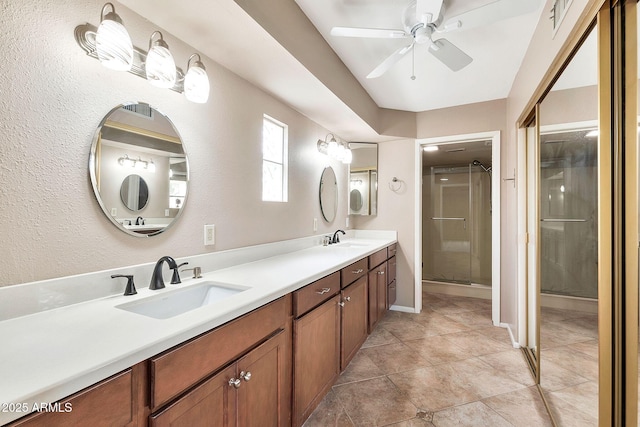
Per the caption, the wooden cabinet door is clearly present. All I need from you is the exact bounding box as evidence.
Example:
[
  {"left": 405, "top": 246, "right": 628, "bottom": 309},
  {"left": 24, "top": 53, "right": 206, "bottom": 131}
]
[
  {"left": 292, "top": 295, "right": 340, "bottom": 427},
  {"left": 341, "top": 276, "right": 368, "bottom": 370},
  {"left": 150, "top": 364, "right": 237, "bottom": 427},
  {"left": 237, "top": 330, "right": 290, "bottom": 427},
  {"left": 368, "top": 262, "right": 388, "bottom": 332},
  {"left": 376, "top": 262, "right": 388, "bottom": 323}
]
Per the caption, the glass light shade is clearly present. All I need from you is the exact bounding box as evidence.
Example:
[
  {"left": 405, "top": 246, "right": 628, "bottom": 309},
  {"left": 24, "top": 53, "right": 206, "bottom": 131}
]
[
  {"left": 342, "top": 148, "right": 353, "bottom": 164},
  {"left": 327, "top": 139, "right": 338, "bottom": 158},
  {"left": 184, "top": 60, "right": 210, "bottom": 103},
  {"left": 336, "top": 144, "right": 346, "bottom": 161},
  {"left": 96, "top": 15, "right": 133, "bottom": 71},
  {"left": 146, "top": 35, "right": 176, "bottom": 88}
]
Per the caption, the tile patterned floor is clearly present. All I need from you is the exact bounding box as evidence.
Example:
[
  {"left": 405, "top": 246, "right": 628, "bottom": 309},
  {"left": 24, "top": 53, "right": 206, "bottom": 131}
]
[
  {"left": 303, "top": 291, "right": 553, "bottom": 427},
  {"left": 539, "top": 306, "right": 599, "bottom": 426}
]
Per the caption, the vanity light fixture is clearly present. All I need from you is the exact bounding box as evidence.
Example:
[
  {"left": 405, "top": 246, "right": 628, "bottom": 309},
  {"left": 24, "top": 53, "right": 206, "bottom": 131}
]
[
  {"left": 117, "top": 155, "right": 155, "bottom": 172},
  {"left": 146, "top": 31, "right": 176, "bottom": 88},
  {"left": 184, "top": 54, "right": 210, "bottom": 103},
  {"left": 317, "top": 133, "right": 352, "bottom": 164},
  {"left": 75, "top": 6, "right": 211, "bottom": 103},
  {"left": 95, "top": 3, "right": 133, "bottom": 71}
]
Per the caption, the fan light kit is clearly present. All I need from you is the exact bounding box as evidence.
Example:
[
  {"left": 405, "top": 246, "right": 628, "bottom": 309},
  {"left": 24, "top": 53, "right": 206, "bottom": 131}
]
[
  {"left": 75, "top": 3, "right": 210, "bottom": 103},
  {"left": 330, "top": 0, "right": 541, "bottom": 78}
]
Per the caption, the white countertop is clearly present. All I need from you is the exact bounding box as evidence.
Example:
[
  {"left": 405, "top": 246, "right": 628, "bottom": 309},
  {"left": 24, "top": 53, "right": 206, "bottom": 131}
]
[{"left": 0, "top": 232, "right": 396, "bottom": 425}]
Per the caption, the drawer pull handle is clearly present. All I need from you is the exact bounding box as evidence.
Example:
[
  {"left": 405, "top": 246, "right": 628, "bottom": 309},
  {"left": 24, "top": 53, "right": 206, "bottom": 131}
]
[
  {"left": 378, "top": 271, "right": 385, "bottom": 275},
  {"left": 316, "top": 287, "right": 331, "bottom": 295},
  {"left": 240, "top": 371, "right": 252, "bottom": 382},
  {"left": 229, "top": 378, "right": 241, "bottom": 389},
  {"left": 352, "top": 269, "right": 364, "bottom": 274}
]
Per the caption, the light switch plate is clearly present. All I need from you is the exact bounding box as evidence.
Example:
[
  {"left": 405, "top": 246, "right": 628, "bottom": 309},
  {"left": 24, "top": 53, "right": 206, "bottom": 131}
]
[
  {"left": 204, "top": 224, "right": 215, "bottom": 246},
  {"left": 313, "top": 218, "right": 318, "bottom": 232},
  {"left": 111, "top": 208, "right": 117, "bottom": 216}
]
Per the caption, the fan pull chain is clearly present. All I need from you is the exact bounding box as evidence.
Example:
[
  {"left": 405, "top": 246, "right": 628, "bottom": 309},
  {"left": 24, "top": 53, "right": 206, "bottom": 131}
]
[{"left": 411, "top": 46, "right": 416, "bottom": 80}]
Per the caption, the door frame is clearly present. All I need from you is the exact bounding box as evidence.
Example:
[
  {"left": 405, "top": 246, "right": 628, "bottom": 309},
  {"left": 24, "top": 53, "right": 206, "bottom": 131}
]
[{"left": 414, "top": 131, "right": 501, "bottom": 326}]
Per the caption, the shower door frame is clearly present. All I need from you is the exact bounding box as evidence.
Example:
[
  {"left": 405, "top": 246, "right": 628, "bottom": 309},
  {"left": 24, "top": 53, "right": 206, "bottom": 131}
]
[{"left": 415, "top": 131, "right": 501, "bottom": 326}]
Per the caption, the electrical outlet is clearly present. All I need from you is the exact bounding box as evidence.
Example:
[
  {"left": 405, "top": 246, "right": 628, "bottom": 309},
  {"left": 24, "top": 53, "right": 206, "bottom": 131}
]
[
  {"left": 165, "top": 209, "right": 170, "bottom": 217},
  {"left": 204, "top": 224, "right": 215, "bottom": 246},
  {"left": 313, "top": 218, "right": 318, "bottom": 232},
  {"left": 111, "top": 208, "right": 117, "bottom": 216},
  {"left": 346, "top": 217, "right": 349, "bottom": 228}
]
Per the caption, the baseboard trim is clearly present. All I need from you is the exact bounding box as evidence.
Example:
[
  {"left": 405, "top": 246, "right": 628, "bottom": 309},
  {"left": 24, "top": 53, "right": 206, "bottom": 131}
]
[
  {"left": 500, "top": 322, "right": 521, "bottom": 348},
  {"left": 389, "top": 304, "right": 419, "bottom": 313}
]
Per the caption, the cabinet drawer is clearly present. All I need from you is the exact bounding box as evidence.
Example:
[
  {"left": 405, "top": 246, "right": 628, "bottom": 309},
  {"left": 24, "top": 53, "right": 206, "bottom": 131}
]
[
  {"left": 293, "top": 272, "right": 340, "bottom": 317},
  {"left": 388, "top": 244, "right": 397, "bottom": 258},
  {"left": 369, "top": 248, "right": 388, "bottom": 270},
  {"left": 341, "top": 258, "right": 368, "bottom": 288},
  {"left": 9, "top": 368, "right": 137, "bottom": 427},
  {"left": 150, "top": 295, "right": 290, "bottom": 410}
]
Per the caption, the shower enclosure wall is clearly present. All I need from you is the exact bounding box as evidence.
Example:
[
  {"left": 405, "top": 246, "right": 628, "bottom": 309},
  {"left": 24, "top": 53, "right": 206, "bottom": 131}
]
[{"left": 422, "top": 163, "right": 492, "bottom": 286}]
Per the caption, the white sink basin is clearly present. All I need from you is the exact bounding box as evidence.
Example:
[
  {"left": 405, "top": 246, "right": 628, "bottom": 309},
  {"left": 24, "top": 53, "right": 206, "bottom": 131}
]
[
  {"left": 332, "top": 242, "right": 370, "bottom": 248},
  {"left": 116, "top": 281, "right": 250, "bottom": 319}
]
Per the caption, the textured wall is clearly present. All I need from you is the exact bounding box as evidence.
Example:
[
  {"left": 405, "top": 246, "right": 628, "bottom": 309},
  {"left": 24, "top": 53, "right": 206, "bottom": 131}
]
[{"left": 0, "top": 0, "right": 348, "bottom": 286}]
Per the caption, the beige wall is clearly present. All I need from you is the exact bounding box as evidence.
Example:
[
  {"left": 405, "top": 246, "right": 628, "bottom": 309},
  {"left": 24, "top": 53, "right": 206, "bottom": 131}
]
[{"left": 0, "top": 0, "right": 349, "bottom": 287}]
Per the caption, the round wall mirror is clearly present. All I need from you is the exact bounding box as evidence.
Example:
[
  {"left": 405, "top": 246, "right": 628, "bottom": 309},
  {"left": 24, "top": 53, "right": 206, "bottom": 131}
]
[
  {"left": 89, "top": 103, "right": 189, "bottom": 237},
  {"left": 319, "top": 166, "right": 338, "bottom": 222},
  {"left": 120, "top": 174, "right": 149, "bottom": 211}
]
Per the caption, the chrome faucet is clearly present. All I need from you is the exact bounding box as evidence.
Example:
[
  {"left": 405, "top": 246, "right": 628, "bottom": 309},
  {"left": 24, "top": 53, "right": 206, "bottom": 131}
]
[
  {"left": 331, "top": 229, "right": 346, "bottom": 244},
  {"left": 150, "top": 256, "right": 178, "bottom": 290}
]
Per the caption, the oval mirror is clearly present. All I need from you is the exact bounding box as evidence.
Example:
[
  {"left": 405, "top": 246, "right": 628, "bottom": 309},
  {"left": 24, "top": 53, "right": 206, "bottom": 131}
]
[
  {"left": 319, "top": 166, "right": 338, "bottom": 222},
  {"left": 120, "top": 174, "right": 149, "bottom": 211},
  {"left": 89, "top": 103, "right": 189, "bottom": 237},
  {"left": 350, "top": 189, "right": 363, "bottom": 212}
]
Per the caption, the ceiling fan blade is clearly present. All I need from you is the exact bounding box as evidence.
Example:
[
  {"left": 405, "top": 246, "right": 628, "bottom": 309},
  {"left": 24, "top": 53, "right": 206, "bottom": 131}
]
[
  {"left": 416, "top": 0, "right": 443, "bottom": 24},
  {"left": 444, "top": 0, "right": 541, "bottom": 32},
  {"left": 367, "top": 44, "right": 414, "bottom": 79},
  {"left": 331, "top": 27, "right": 408, "bottom": 39},
  {"left": 428, "top": 38, "right": 472, "bottom": 71}
]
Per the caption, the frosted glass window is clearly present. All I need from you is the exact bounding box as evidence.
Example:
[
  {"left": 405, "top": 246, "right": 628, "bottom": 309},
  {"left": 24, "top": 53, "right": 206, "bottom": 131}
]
[{"left": 262, "top": 115, "right": 288, "bottom": 202}]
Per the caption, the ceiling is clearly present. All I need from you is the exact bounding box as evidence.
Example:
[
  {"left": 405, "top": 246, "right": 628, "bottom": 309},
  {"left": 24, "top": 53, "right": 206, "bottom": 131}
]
[
  {"left": 118, "top": 0, "right": 547, "bottom": 140},
  {"left": 295, "top": 0, "right": 546, "bottom": 112}
]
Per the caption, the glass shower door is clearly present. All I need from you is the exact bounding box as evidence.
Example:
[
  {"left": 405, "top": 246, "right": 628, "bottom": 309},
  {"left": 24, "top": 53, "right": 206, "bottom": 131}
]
[
  {"left": 539, "top": 130, "right": 598, "bottom": 298},
  {"left": 424, "top": 166, "right": 471, "bottom": 284}
]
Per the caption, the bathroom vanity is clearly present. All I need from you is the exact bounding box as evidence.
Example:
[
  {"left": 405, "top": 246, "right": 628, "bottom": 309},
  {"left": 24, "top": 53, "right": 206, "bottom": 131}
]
[{"left": 0, "top": 232, "right": 397, "bottom": 427}]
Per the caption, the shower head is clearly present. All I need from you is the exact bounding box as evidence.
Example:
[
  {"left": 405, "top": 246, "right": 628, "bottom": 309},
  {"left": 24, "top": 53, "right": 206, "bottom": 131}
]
[{"left": 472, "top": 159, "right": 492, "bottom": 174}]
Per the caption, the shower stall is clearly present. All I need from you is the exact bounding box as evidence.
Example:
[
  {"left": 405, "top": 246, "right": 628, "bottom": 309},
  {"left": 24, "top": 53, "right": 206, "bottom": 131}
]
[{"left": 422, "top": 161, "right": 492, "bottom": 286}]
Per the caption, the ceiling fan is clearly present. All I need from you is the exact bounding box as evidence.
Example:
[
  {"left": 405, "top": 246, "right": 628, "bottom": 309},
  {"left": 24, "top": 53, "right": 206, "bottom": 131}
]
[{"left": 330, "top": 0, "right": 541, "bottom": 78}]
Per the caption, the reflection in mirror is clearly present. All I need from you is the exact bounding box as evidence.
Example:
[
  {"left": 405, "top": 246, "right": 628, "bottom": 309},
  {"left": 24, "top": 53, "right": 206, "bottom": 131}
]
[
  {"left": 349, "top": 143, "right": 378, "bottom": 215},
  {"left": 319, "top": 166, "right": 338, "bottom": 222},
  {"left": 89, "top": 103, "right": 189, "bottom": 236},
  {"left": 120, "top": 174, "right": 149, "bottom": 211},
  {"left": 536, "top": 24, "right": 598, "bottom": 423}
]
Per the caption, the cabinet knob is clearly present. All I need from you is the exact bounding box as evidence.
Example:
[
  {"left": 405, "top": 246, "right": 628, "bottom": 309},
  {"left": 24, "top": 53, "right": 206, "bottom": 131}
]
[
  {"left": 315, "top": 287, "right": 331, "bottom": 295},
  {"left": 345, "top": 296, "right": 351, "bottom": 302},
  {"left": 228, "top": 378, "right": 241, "bottom": 389},
  {"left": 378, "top": 271, "right": 385, "bottom": 275},
  {"left": 338, "top": 301, "right": 345, "bottom": 307},
  {"left": 240, "top": 371, "right": 252, "bottom": 382}
]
